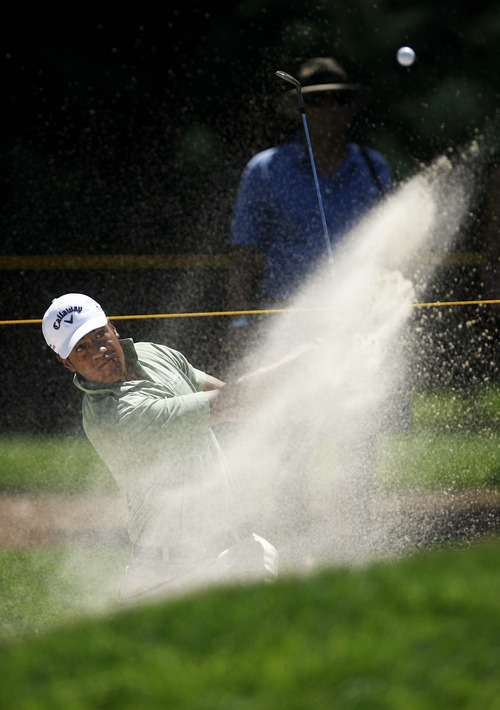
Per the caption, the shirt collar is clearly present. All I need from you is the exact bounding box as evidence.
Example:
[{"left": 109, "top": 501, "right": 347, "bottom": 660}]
[{"left": 293, "top": 138, "right": 357, "bottom": 172}]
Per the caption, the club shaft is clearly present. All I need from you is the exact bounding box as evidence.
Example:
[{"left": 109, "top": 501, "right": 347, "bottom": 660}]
[
  {"left": 300, "top": 110, "right": 334, "bottom": 263},
  {"left": 275, "top": 69, "right": 334, "bottom": 263}
]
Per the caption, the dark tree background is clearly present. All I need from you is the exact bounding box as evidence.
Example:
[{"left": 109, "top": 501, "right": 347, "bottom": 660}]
[{"left": 2, "top": 0, "right": 500, "bottom": 431}]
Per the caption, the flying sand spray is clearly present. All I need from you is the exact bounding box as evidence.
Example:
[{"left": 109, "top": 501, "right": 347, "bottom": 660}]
[
  {"left": 218, "top": 62, "right": 477, "bottom": 571},
  {"left": 223, "top": 145, "right": 475, "bottom": 572},
  {"left": 52, "top": 86, "right": 478, "bottom": 611},
  {"left": 47, "top": 149, "right": 475, "bottom": 619},
  {"left": 49, "top": 151, "right": 477, "bottom": 618}
]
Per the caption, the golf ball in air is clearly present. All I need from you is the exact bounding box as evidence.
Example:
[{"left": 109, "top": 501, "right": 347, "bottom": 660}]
[{"left": 397, "top": 46, "right": 416, "bottom": 67}]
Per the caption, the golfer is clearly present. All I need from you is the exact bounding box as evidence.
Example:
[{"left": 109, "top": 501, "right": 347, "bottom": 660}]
[{"left": 42, "top": 293, "right": 318, "bottom": 603}]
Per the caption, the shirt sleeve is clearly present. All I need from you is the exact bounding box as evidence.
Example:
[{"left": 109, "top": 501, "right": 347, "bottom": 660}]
[{"left": 116, "top": 388, "right": 210, "bottom": 452}]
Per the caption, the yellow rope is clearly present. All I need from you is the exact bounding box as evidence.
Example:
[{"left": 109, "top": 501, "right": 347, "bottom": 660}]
[{"left": 2, "top": 300, "right": 500, "bottom": 326}]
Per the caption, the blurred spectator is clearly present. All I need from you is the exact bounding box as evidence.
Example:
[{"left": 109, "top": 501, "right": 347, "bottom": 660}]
[{"left": 227, "top": 56, "right": 392, "bottom": 334}]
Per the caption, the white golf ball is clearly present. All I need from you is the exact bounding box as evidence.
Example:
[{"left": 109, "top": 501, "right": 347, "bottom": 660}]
[{"left": 397, "top": 46, "right": 416, "bottom": 67}]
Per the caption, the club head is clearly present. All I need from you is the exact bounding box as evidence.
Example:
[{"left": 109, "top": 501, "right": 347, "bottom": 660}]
[{"left": 275, "top": 70, "right": 301, "bottom": 89}]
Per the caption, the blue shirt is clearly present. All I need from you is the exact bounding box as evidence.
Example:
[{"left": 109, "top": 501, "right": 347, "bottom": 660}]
[{"left": 230, "top": 140, "right": 392, "bottom": 299}]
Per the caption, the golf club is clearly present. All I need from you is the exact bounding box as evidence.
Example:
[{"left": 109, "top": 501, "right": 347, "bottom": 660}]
[{"left": 275, "top": 70, "right": 334, "bottom": 263}]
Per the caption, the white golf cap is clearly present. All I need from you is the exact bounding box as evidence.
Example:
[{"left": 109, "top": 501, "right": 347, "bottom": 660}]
[{"left": 42, "top": 293, "right": 108, "bottom": 359}]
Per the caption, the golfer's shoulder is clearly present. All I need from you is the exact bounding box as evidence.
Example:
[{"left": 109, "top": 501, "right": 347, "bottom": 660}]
[
  {"left": 134, "top": 340, "right": 181, "bottom": 360},
  {"left": 134, "top": 341, "right": 192, "bottom": 378}
]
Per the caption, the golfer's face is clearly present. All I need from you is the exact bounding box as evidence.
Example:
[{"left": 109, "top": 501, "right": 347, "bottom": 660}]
[{"left": 67, "top": 324, "right": 128, "bottom": 383}]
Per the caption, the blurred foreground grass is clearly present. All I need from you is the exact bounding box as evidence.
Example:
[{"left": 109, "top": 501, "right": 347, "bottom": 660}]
[{"left": 0, "top": 538, "right": 499, "bottom": 709}]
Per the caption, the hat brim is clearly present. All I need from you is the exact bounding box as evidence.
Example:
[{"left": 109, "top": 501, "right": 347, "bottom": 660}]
[
  {"left": 300, "top": 83, "right": 362, "bottom": 94},
  {"left": 60, "top": 313, "right": 109, "bottom": 359}
]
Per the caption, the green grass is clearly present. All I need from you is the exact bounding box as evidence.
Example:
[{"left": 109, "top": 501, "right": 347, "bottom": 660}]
[
  {"left": 412, "top": 389, "right": 477, "bottom": 428},
  {"left": 411, "top": 386, "right": 500, "bottom": 430},
  {"left": 0, "top": 538, "right": 499, "bottom": 709},
  {"left": 374, "top": 385, "right": 500, "bottom": 491},
  {"left": 2, "top": 386, "right": 500, "bottom": 495},
  {"left": 0, "top": 545, "right": 129, "bottom": 639},
  {"left": 0, "top": 434, "right": 116, "bottom": 493},
  {"left": 377, "top": 430, "right": 500, "bottom": 490}
]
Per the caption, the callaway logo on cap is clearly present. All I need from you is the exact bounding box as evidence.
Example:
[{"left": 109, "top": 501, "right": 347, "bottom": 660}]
[{"left": 42, "top": 293, "right": 108, "bottom": 359}]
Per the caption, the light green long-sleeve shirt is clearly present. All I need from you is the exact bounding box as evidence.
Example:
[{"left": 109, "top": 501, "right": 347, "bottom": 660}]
[{"left": 74, "top": 339, "right": 235, "bottom": 552}]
